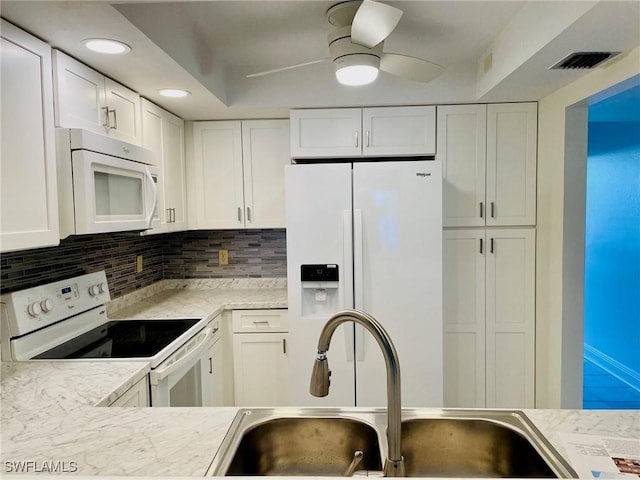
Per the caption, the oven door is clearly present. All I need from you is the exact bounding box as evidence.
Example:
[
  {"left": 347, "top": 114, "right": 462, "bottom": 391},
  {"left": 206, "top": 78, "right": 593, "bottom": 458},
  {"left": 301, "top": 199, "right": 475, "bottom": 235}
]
[
  {"left": 149, "top": 327, "right": 213, "bottom": 407},
  {"left": 71, "top": 150, "right": 158, "bottom": 234}
]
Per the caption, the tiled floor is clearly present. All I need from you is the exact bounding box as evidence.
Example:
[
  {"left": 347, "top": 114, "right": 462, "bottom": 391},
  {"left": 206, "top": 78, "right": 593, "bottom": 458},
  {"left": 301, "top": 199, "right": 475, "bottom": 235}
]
[{"left": 583, "top": 358, "right": 640, "bottom": 409}]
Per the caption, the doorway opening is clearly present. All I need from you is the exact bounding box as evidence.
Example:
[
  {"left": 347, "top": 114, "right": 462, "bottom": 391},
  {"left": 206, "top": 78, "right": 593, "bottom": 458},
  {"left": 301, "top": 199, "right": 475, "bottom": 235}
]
[{"left": 582, "top": 83, "right": 640, "bottom": 409}]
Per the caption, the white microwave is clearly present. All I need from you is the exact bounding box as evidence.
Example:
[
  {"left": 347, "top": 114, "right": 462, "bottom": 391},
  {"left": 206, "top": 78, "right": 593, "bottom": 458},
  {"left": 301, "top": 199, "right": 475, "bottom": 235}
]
[{"left": 56, "top": 129, "right": 159, "bottom": 238}]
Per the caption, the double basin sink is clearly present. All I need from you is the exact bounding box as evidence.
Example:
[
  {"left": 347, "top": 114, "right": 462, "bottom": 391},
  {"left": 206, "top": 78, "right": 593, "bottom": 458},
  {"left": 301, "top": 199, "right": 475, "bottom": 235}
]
[{"left": 207, "top": 408, "right": 577, "bottom": 477}]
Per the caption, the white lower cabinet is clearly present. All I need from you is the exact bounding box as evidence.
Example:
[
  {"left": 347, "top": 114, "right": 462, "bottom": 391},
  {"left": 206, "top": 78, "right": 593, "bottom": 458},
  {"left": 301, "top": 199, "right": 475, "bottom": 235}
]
[
  {"left": 109, "top": 376, "right": 150, "bottom": 407},
  {"left": 443, "top": 228, "right": 535, "bottom": 408},
  {"left": 207, "top": 314, "right": 234, "bottom": 406},
  {"left": 231, "top": 310, "right": 289, "bottom": 406}
]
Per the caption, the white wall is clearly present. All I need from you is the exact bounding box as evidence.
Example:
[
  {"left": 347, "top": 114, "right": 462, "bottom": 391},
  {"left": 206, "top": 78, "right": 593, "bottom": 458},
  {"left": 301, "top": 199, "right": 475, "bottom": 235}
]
[{"left": 536, "top": 46, "right": 640, "bottom": 408}]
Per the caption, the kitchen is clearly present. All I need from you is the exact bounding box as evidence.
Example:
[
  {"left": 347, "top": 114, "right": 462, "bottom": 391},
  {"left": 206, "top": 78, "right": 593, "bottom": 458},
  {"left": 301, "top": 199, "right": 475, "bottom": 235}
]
[{"left": 1, "top": 0, "right": 639, "bottom": 477}]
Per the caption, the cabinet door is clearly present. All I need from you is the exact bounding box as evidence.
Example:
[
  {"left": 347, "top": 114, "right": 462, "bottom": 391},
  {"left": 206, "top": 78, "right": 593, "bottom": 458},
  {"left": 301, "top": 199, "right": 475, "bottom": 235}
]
[
  {"left": 437, "top": 105, "right": 487, "bottom": 227},
  {"left": 141, "top": 99, "right": 186, "bottom": 233},
  {"left": 52, "top": 50, "right": 107, "bottom": 134},
  {"left": 163, "top": 113, "right": 187, "bottom": 231},
  {"left": 109, "top": 376, "right": 150, "bottom": 407},
  {"left": 290, "top": 108, "right": 362, "bottom": 158},
  {"left": 192, "top": 121, "right": 244, "bottom": 228},
  {"left": 141, "top": 99, "right": 166, "bottom": 232},
  {"left": 104, "top": 78, "right": 142, "bottom": 145},
  {"left": 233, "top": 333, "right": 290, "bottom": 406},
  {"left": 485, "top": 228, "right": 536, "bottom": 408},
  {"left": 443, "top": 229, "right": 486, "bottom": 407},
  {"left": 486, "top": 103, "right": 537, "bottom": 226},
  {"left": 241, "top": 120, "right": 290, "bottom": 228},
  {"left": 363, "top": 106, "right": 436, "bottom": 156},
  {"left": 209, "top": 335, "right": 225, "bottom": 406},
  {"left": 1, "top": 21, "right": 59, "bottom": 252}
]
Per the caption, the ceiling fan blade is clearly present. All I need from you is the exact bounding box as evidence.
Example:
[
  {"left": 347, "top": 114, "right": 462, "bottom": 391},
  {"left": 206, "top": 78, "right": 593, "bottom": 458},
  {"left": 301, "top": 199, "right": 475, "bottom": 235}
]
[
  {"left": 246, "top": 59, "right": 328, "bottom": 78},
  {"left": 351, "top": 0, "right": 403, "bottom": 48},
  {"left": 380, "top": 53, "right": 443, "bottom": 83}
]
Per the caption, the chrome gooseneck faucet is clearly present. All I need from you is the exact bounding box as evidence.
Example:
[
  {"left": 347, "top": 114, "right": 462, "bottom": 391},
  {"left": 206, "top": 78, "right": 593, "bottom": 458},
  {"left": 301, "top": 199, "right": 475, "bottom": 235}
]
[{"left": 309, "top": 309, "right": 405, "bottom": 477}]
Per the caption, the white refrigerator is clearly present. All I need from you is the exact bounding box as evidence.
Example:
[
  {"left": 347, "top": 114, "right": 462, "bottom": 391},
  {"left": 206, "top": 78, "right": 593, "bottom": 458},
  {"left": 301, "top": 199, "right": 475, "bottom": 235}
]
[{"left": 286, "top": 160, "right": 443, "bottom": 407}]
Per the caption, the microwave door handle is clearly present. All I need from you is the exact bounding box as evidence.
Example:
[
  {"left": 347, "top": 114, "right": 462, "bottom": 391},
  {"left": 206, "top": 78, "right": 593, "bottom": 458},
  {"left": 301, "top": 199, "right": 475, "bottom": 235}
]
[
  {"left": 149, "top": 328, "right": 212, "bottom": 384},
  {"left": 144, "top": 166, "right": 158, "bottom": 228}
]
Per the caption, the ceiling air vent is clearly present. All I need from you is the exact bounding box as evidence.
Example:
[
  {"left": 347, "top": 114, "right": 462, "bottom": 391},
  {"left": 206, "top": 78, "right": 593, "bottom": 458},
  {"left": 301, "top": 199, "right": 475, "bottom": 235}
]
[{"left": 550, "top": 51, "right": 620, "bottom": 70}]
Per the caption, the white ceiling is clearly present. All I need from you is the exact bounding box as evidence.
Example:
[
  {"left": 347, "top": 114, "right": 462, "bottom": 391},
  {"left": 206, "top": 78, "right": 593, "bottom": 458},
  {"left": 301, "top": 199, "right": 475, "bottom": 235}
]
[{"left": 2, "top": 1, "right": 639, "bottom": 120}]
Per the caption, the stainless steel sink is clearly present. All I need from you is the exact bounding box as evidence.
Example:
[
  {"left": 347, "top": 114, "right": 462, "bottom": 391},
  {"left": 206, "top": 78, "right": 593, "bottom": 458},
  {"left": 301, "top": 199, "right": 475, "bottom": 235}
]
[
  {"left": 207, "top": 408, "right": 578, "bottom": 478},
  {"left": 402, "top": 418, "right": 555, "bottom": 477},
  {"left": 208, "top": 409, "right": 383, "bottom": 476}
]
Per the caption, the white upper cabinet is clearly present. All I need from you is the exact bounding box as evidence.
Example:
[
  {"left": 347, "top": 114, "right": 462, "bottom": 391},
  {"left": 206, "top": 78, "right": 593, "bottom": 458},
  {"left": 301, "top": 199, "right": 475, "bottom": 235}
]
[
  {"left": 190, "top": 119, "right": 290, "bottom": 229},
  {"left": 363, "top": 106, "right": 436, "bottom": 156},
  {"left": 486, "top": 103, "right": 538, "bottom": 227},
  {"left": 290, "top": 108, "right": 362, "bottom": 158},
  {"left": 53, "top": 50, "right": 142, "bottom": 145},
  {"left": 438, "top": 103, "right": 537, "bottom": 227},
  {"left": 438, "top": 104, "right": 487, "bottom": 227},
  {"left": 1, "top": 20, "right": 59, "bottom": 252},
  {"left": 141, "top": 99, "right": 187, "bottom": 233},
  {"left": 290, "top": 106, "right": 436, "bottom": 158}
]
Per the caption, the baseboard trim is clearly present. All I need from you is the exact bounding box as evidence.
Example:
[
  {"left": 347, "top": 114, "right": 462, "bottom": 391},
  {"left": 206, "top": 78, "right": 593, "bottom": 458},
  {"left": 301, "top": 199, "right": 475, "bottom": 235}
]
[{"left": 584, "top": 343, "right": 640, "bottom": 392}]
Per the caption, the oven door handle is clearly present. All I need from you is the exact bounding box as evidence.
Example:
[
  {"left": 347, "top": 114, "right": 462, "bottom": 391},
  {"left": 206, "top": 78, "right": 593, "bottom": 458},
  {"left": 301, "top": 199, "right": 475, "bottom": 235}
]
[{"left": 149, "top": 327, "right": 211, "bottom": 384}]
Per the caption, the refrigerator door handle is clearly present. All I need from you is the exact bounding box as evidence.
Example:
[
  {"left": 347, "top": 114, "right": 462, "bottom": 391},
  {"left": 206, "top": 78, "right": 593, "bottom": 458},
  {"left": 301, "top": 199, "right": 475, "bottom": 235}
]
[
  {"left": 354, "top": 209, "right": 364, "bottom": 310},
  {"left": 343, "top": 209, "right": 355, "bottom": 363},
  {"left": 353, "top": 209, "right": 365, "bottom": 361}
]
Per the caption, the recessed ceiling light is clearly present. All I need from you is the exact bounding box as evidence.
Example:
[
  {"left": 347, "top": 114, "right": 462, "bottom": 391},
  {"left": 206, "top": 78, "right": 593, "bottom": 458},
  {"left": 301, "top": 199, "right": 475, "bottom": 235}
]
[
  {"left": 159, "top": 88, "right": 191, "bottom": 98},
  {"left": 84, "top": 38, "right": 131, "bottom": 55}
]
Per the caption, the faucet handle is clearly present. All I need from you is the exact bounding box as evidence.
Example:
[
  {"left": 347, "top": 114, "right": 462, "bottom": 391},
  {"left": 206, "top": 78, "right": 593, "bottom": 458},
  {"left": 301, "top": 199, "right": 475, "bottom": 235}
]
[
  {"left": 343, "top": 450, "right": 364, "bottom": 477},
  {"left": 310, "top": 351, "right": 331, "bottom": 397}
]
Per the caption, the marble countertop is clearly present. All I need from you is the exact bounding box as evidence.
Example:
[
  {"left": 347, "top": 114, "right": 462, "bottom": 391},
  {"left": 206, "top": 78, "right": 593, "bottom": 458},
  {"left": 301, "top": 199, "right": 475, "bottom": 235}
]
[
  {"left": 2, "top": 280, "right": 638, "bottom": 477},
  {"left": 106, "top": 278, "right": 288, "bottom": 320}
]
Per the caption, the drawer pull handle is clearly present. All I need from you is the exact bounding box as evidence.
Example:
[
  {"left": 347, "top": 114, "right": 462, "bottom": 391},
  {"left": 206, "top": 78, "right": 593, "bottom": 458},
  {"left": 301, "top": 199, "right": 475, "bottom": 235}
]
[{"left": 252, "top": 320, "right": 270, "bottom": 324}]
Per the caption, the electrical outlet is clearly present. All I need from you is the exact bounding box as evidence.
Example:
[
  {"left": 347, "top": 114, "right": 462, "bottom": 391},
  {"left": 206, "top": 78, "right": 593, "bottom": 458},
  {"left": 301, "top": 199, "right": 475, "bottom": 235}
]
[
  {"left": 219, "top": 249, "right": 229, "bottom": 265},
  {"left": 136, "top": 255, "right": 143, "bottom": 273}
]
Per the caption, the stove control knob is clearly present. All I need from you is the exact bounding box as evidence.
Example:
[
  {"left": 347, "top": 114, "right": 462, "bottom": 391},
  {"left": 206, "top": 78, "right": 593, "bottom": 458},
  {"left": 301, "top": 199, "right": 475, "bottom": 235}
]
[
  {"left": 98, "top": 282, "right": 107, "bottom": 294},
  {"left": 27, "top": 302, "right": 42, "bottom": 317},
  {"left": 40, "top": 298, "right": 54, "bottom": 313},
  {"left": 89, "top": 284, "right": 101, "bottom": 296}
]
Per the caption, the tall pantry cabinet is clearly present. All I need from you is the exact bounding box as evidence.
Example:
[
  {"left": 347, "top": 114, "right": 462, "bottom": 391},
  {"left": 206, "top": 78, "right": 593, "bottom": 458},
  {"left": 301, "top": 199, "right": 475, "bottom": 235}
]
[{"left": 438, "top": 103, "right": 537, "bottom": 408}]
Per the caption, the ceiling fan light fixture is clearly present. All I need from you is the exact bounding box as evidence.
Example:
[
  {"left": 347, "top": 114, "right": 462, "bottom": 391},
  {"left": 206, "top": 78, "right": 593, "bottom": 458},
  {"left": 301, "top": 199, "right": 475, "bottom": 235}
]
[{"left": 334, "top": 54, "right": 379, "bottom": 86}]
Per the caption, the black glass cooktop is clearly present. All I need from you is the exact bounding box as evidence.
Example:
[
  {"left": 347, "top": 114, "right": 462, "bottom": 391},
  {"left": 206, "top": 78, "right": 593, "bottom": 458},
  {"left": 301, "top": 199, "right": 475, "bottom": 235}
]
[{"left": 35, "top": 319, "right": 200, "bottom": 359}]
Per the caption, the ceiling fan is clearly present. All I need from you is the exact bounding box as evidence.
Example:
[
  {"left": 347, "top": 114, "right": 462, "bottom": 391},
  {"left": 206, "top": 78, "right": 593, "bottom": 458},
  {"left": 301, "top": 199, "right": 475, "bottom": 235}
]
[{"left": 247, "top": 0, "right": 443, "bottom": 86}]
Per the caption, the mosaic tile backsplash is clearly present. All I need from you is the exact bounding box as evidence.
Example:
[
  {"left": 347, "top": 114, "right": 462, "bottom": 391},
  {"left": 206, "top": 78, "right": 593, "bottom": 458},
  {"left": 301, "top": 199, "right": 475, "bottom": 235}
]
[{"left": 1, "top": 229, "right": 287, "bottom": 298}]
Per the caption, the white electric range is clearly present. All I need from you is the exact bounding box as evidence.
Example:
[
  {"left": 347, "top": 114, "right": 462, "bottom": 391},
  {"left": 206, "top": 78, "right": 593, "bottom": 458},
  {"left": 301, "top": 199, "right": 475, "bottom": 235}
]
[{"left": 0, "top": 271, "right": 214, "bottom": 407}]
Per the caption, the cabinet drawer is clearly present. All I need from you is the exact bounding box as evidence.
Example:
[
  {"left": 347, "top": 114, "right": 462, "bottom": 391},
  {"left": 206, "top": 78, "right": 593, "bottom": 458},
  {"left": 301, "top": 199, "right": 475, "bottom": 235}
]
[{"left": 232, "top": 309, "right": 288, "bottom": 333}]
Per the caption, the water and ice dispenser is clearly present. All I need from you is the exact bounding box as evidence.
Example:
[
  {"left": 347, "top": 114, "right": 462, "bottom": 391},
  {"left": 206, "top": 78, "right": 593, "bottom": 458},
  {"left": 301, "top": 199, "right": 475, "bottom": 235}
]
[{"left": 300, "top": 264, "right": 340, "bottom": 319}]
